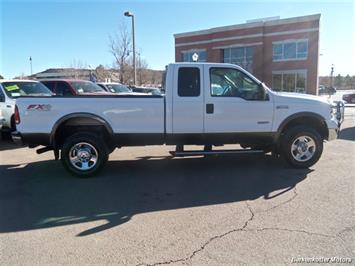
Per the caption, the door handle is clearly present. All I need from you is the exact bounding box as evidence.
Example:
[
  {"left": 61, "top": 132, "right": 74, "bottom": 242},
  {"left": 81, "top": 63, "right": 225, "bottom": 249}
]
[{"left": 206, "top": 103, "right": 214, "bottom": 114}]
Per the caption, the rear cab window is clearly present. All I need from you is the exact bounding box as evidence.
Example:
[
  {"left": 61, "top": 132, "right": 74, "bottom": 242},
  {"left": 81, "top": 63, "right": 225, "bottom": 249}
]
[{"left": 178, "top": 67, "right": 200, "bottom": 97}]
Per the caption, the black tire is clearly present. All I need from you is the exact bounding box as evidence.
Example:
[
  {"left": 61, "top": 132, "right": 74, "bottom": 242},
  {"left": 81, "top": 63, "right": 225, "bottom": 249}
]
[
  {"left": 280, "top": 125, "right": 323, "bottom": 168},
  {"left": 61, "top": 132, "right": 108, "bottom": 177}
]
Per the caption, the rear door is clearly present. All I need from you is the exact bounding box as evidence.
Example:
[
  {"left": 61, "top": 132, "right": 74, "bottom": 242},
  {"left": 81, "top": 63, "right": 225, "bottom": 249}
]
[{"left": 172, "top": 65, "right": 204, "bottom": 133}]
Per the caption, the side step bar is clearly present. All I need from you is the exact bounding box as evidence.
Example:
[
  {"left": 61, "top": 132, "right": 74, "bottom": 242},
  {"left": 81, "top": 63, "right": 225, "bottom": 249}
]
[{"left": 170, "top": 149, "right": 264, "bottom": 157}]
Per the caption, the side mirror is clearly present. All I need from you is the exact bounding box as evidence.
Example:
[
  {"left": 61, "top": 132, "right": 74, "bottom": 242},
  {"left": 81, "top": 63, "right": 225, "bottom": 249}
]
[{"left": 0, "top": 93, "right": 5, "bottom": 102}]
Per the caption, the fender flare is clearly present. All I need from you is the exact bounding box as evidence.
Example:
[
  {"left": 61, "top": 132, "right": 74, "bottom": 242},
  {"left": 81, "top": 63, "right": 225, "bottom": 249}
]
[
  {"left": 50, "top": 112, "right": 114, "bottom": 145},
  {"left": 274, "top": 112, "right": 327, "bottom": 142}
]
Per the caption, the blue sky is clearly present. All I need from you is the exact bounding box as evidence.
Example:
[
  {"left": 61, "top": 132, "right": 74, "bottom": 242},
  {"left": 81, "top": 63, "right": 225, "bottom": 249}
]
[{"left": 0, "top": 0, "right": 354, "bottom": 78}]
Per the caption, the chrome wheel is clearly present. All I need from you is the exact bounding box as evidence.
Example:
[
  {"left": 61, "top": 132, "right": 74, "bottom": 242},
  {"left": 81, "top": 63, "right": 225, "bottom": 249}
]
[
  {"left": 69, "top": 142, "right": 98, "bottom": 171},
  {"left": 291, "top": 136, "right": 316, "bottom": 162}
]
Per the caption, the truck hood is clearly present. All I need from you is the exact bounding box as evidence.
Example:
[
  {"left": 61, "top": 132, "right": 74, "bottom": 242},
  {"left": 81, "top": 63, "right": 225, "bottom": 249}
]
[{"left": 272, "top": 91, "right": 332, "bottom": 105}]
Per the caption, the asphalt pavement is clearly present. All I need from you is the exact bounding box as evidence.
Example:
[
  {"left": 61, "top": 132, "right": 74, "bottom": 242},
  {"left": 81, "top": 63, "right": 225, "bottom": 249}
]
[{"left": 0, "top": 108, "right": 354, "bottom": 265}]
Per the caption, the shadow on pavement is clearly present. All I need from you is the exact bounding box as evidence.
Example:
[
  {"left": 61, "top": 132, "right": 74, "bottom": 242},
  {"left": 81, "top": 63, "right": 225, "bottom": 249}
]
[
  {"left": 0, "top": 154, "right": 311, "bottom": 237},
  {"left": 0, "top": 139, "right": 23, "bottom": 151},
  {"left": 339, "top": 126, "right": 355, "bottom": 141}
]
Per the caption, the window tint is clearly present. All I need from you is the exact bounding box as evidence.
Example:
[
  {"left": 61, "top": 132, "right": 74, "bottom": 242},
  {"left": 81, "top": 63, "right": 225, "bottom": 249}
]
[
  {"left": 56, "top": 82, "right": 73, "bottom": 96},
  {"left": 210, "top": 68, "right": 264, "bottom": 100},
  {"left": 41, "top": 81, "right": 55, "bottom": 92},
  {"left": 178, "top": 67, "right": 200, "bottom": 97}
]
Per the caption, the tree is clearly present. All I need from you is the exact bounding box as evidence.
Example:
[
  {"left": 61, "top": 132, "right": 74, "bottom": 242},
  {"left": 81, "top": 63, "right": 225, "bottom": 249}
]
[
  {"left": 0, "top": 74, "right": 3, "bottom": 79},
  {"left": 109, "top": 24, "right": 132, "bottom": 84}
]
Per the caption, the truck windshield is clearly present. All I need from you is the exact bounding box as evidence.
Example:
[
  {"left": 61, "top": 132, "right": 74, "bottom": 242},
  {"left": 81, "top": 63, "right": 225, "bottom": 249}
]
[
  {"left": 2, "top": 81, "right": 53, "bottom": 98},
  {"left": 70, "top": 81, "right": 105, "bottom": 94},
  {"left": 106, "top": 84, "right": 132, "bottom": 93}
]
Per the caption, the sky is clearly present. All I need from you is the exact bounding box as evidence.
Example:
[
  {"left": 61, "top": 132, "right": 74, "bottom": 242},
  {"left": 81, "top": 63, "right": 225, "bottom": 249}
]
[{"left": 0, "top": 0, "right": 354, "bottom": 79}]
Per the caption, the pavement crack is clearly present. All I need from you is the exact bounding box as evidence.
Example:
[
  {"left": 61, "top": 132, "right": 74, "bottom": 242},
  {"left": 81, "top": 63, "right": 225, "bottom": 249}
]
[
  {"left": 245, "top": 227, "right": 335, "bottom": 239},
  {"left": 136, "top": 202, "right": 255, "bottom": 266}
]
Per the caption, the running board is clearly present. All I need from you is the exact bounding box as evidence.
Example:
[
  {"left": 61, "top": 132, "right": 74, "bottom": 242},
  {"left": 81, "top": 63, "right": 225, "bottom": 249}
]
[{"left": 170, "top": 149, "right": 264, "bottom": 157}]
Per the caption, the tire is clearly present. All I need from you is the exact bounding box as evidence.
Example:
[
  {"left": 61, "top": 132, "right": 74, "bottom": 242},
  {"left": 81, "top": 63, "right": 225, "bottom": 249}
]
[
  {"left": 280, "top": 125, "right": 323, "bottom": 168},
  {"left": 61, "top": 132, "right": 108, "bottom": 177}
]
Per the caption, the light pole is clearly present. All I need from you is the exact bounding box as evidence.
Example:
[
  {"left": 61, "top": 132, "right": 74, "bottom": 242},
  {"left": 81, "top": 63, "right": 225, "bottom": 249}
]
[
  {"left": 124, "top": 11, "right": 136, "bottom": 85},
  {"left": 29, "top": 56, "right": 33, "bottom": 75}
]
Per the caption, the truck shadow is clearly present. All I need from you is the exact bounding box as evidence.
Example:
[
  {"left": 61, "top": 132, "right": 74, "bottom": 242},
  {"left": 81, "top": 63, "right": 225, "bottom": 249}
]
[
  {"left": 339, "top": 126, "right": 355, "bottom": 141},
  {"left": 0, "top": 154, "right": 311, "bottom": 237}
]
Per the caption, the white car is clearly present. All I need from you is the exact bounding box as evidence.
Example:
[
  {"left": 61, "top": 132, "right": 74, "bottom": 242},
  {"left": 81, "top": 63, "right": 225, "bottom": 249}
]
[
  {"left": 0, "top": 80, "right": 52, "bottom": 136},
  {"left": 13, "top": 63, "right": 343, "bottom": 176}
]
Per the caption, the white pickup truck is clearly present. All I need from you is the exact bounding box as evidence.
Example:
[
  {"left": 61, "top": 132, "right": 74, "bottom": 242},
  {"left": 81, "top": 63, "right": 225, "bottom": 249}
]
[{"left": 13, "top": 63, "right": 343, "bottom": 177}]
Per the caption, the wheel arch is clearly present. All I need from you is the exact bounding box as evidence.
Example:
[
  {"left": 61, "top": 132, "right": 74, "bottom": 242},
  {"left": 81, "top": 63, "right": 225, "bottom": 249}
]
[
  {"left": 275, "top": 112, "right": 328, "bottom": 142},
  {"left": 50, "top": 112, "right": 114, "bottom": 147}
]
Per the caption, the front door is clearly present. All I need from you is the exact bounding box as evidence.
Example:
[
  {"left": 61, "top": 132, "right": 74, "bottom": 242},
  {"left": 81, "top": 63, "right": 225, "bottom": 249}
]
[{"left": 204, "top": 66, "right": 274, "bottom": 133}]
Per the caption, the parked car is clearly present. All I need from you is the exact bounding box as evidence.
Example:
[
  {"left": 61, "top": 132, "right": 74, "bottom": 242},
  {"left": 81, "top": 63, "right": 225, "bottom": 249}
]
[
  {"left": 97, "top": 82, "right": 132, "bottom": 93},
  {"left": 130, "top": 86, "right": 162, "bottom": 95},
  {"left": 0, "top": 80, "right": 52, "bottom": 137},
  {"left": 13, "top": 63, "right": 344, "bottom": 177},
  {"left": 318, "top": 85, "right": 336, "bottom": 95},
  {"left": 342, "top": 92, "right": 355, "bottom": 103},
  {"left": 40, "top": 79, "right": 112, "bottom": 96}
]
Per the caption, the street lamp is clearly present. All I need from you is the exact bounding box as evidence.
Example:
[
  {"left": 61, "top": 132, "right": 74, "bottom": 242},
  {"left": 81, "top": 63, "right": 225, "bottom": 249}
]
[
  {"left": 124, "top": 11, "right": 136, "bottom": 85},
  {"left": 29, "top": 56, "right": 33, "bottom": 75}
]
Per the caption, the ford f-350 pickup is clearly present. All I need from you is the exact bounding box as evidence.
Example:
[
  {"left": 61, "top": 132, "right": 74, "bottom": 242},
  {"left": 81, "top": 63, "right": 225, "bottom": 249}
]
[{"left": 12, "top": 63, "right": 343, "bottom": 177}]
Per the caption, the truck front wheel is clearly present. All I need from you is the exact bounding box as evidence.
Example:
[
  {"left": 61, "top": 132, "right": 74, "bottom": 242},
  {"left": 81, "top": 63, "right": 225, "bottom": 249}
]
[
  {"left": 281, "top": 126, "right": 323, "bottom": 168},
  {"left": 61, "top": 133, "right": 108, "bottom": 177}
]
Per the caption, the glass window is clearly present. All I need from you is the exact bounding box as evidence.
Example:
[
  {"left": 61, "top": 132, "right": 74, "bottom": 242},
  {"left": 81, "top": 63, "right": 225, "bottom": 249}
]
[
  {"left": 272, "top": 74, "right": 282, "bottom": 91},
  {"left": 272, "top": 72, "right": 306, "bottom": 93},
  {"left": 210, "top": 68, "right": 263, "bottom": 100},
  {"left": 41, "top": 81, "right": 55, "bottom": 92},
  {"left": 273, "top": 40, "right": 308, "bottom": 61},
  {"left": 297, "top": 41, "right": 308, "bottom": 59},
  {"left": 56, "top": 82, "right": 73, "bottom": 96},
  {"left": 284, "top": 43, "right": 296, "bottom": 59},
  {"left": 2, "top": 82, "right": 52, "bottom": 98},
  {"left": 181, "top": 50, "right": 207, "bottom": 62},
  {"left": 178, "top": 67, "right": 200, "bottom": 97},
  {"left": 296, "top": 73, "right": 306, "bottom": 93},
  {"left": 223, "top": 47, "right": 253, "bottom": 73},
  {"left": 70, "top": 81, "right": 105, "bottom": 94}
]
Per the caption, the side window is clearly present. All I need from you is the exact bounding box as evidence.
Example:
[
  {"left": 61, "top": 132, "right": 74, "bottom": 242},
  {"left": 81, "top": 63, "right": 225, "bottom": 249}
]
[
  {"left": 178, "top": 67, "right": 200, "bottom": 97},
  {"left": 210, "top": 68, "right": 264, "bottom": 100},
  {"left": 42, "top": 81, "right": 55, "bottom": 93},
  {"left": 56, "top": 82, "right": 72, "bottom": 96}
]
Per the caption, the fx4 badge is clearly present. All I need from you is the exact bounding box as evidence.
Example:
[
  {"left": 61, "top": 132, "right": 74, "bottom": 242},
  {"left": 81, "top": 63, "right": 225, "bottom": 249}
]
[{"left": 27, "top": 104, "right": 52, "bottom": 111}]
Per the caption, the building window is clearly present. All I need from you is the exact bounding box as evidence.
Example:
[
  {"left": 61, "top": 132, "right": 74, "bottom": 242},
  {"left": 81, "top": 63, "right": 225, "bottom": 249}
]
[
  {"left": 223, "top": 47, "right": 253, "bottom": 73},
  {"left": 178, "top": 67, "right": 200, "bottom": 97},
  {"left": 272, "top": 71, "right": 307, "bottom": 93},
  {"left": 272, "top": 40, "right": 308, "bottom": 61},
  {"left": 181, "top": 50, "right": 207, "bottom": 62}
]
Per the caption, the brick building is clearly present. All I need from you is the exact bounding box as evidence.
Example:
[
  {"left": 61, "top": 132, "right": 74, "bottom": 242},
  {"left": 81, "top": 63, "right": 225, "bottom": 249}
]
[{"left": 174, "top": 14, "right": 320, "bottom": 94}]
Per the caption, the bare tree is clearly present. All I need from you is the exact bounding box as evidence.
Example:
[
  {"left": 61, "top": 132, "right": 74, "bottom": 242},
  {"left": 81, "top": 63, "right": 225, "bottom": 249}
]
[{"left": 109, "top": 24, "right": 132, "bottom": 84}]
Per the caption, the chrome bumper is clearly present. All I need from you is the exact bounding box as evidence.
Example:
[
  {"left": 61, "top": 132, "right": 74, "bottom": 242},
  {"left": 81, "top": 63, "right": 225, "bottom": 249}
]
[{"left": 327, "top": 101, "right": 344, "bottom": 141}]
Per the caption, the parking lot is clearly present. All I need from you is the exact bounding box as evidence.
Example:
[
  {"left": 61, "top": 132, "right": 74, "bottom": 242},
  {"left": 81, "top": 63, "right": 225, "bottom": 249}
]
[{"left": 0, "top": 108, "right": 354, "bottom": 265}]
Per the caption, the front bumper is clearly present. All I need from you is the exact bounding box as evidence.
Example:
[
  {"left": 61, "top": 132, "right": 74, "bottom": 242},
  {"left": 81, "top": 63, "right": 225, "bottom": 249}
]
[
  {"left": 11, "top": 131, "right": 24, "bottom": 145},
  {"left": 327, "top": 101, "right": 345, "bottom": 141}
]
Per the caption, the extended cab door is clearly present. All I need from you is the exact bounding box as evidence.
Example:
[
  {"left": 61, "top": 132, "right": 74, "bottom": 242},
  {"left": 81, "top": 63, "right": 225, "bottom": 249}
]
[
  {"left": 204, "top": 66, "right": 274, "bottom": 133},
  {"left": 172, "top": 65, "right": 204, "bottom": 133}
]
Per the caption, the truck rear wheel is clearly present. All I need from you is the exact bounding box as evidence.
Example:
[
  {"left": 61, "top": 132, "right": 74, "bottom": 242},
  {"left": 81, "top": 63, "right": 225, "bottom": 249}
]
[
  {"left": 61, "top": 132, "right": 108, "bottom": 177},
  {"left": 281, "top": 126, "right": 323, "bottom": 168}
]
